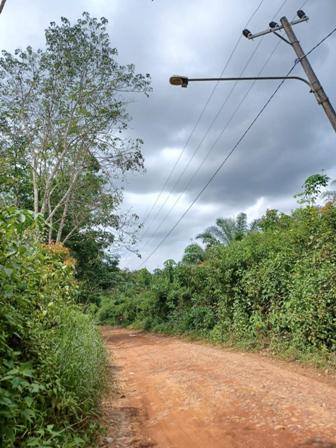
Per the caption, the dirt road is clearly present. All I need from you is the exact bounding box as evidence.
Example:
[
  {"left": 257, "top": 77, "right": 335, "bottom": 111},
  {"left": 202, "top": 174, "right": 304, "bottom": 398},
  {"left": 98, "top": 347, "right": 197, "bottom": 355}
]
[{"left": 100, "top": 327, "right": 336, "bottom": 448}]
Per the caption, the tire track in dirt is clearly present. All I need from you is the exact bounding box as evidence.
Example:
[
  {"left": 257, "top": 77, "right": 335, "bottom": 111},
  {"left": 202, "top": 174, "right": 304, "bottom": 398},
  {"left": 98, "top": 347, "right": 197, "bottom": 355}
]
[{"left": 100, "top": 328, "right": 336, "bottom": 448}]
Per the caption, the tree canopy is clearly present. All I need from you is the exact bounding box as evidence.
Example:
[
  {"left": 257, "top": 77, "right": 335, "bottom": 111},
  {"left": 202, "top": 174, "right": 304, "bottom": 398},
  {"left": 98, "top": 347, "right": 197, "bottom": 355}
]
[{"left": 0, "top": 12, "right": 151, "bottom": 249}]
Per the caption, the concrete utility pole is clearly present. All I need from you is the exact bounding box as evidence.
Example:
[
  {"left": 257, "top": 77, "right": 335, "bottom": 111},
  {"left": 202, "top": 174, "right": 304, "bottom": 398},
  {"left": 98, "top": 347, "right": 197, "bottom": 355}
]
[
  {"left": 170, "top": 10, "right": 336, "bottom": 132},
  {"left": 244, "top": 11, "right": 336, "bottom": 132},
  {"left": 280, "top": 16, "right": 336, "bottom": 132}
]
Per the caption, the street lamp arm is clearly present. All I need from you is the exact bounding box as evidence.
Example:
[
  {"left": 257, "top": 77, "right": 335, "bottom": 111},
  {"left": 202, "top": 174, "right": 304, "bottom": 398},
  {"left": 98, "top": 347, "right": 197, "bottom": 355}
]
[
  {"left": 169, "top": 75, "right": 311, "bottom": 88},
  {"left": 188, "top": 76, "right": 311, "bottom": 86}
]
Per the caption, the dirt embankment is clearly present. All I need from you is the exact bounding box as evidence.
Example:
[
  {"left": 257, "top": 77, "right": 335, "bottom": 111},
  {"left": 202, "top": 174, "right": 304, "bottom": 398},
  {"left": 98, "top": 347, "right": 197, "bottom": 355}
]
[{"left": 100, "top": 328, "right": 336, "bottom": 448}]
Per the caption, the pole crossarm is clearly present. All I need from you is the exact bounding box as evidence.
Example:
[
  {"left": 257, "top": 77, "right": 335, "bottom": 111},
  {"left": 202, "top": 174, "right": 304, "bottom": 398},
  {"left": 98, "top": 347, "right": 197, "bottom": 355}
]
[{"left": 245, "top": 16, "right": 308, "bottom": 40}]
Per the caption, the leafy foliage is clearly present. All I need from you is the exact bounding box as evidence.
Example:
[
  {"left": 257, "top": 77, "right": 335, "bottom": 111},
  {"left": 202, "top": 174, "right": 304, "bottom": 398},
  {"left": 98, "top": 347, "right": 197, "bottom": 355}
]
[
  {"left": 295, "top": 173, "right": 330, "bottom": 205},
  {"left": 181, "top": 243, "right": 205, "bottom": 265},
  {"left": 0, "top": 12, "right": 151, "bottom": 303},
  {"left": 0, "top": 207, "right": 106, "bottom": 447}
]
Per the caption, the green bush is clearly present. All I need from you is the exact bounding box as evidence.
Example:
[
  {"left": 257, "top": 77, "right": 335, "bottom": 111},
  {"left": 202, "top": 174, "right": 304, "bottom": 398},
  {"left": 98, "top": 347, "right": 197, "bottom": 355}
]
[
  {"left": 99, "top": 201, "right": 336, "bottom": 367},
  {"left": 0, "top": 207, "right": 107, "bottom": 447}
]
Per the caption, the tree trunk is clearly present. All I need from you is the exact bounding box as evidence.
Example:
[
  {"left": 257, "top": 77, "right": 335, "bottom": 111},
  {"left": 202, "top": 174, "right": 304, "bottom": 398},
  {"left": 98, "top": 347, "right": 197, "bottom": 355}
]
[
  {"left": 32, "top": 158, "right": 39, "bottom": 214},
  {"left": 56, "top": 193, "right": 71, "bottom": 242}
]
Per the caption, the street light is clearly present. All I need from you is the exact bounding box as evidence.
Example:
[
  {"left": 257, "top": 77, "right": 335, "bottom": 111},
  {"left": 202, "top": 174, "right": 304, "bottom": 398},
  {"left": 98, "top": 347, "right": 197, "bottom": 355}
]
[
  {"left": 169, "top": 75, "right": 189, "bottom": 87},
  {"left": 169, "top": 75, "right": 312, "bottom": 88}
]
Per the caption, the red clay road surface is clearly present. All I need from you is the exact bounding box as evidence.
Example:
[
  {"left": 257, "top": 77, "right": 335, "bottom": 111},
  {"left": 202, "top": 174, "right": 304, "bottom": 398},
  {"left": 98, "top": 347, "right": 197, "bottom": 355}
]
[{"left": 100, "top": 327, "right": 336, "bottom": 448}]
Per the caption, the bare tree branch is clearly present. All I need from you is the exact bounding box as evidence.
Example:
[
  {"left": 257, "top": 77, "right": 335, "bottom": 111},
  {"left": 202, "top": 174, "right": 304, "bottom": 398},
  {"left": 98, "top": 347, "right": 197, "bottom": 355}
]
[{"left": 46, "top": 168, "right": 81, "bottom": 223}]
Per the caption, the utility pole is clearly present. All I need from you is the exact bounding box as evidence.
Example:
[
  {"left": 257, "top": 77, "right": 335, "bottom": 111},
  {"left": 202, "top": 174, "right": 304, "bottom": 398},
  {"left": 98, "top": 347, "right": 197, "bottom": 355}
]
[
  {"left": 243, "top": 10, "right": 336, "bottom": 132},
  {"left": 280, "top": 17, "right": 336, "bottom": 131}
]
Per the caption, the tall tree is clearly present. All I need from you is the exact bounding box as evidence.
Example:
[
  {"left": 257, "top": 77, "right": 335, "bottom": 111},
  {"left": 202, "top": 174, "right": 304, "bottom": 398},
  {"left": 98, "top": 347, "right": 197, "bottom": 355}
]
[{"left": 0, "top": 12, "right": 151, "bottom": 247}]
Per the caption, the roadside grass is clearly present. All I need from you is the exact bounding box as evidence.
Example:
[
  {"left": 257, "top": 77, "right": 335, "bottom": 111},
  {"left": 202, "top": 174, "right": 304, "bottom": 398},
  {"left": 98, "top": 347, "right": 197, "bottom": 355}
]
[{"left": 48, "top": 308, "right": 108, "bottom": 410}]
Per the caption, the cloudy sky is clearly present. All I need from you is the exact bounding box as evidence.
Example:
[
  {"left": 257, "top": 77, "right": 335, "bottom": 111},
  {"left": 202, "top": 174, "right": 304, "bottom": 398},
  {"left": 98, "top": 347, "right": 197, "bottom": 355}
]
[{"left": 1, "top": 0, "right": 335, "bottom": 270}]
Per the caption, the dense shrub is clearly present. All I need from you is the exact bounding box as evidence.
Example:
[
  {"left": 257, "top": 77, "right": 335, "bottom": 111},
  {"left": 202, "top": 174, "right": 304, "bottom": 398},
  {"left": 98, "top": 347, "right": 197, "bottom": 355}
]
[
  {"left": 99, "top": 203, "right": 336, "bottom": 365},
  {"left": 0, "top": 207, "right": 107, "bottom": 447}
]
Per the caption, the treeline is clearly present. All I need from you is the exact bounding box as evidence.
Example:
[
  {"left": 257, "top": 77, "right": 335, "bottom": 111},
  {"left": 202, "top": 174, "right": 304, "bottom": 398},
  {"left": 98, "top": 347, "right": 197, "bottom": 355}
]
[{"left": 99, "top": 175, "right": 336, "bottom": 365}]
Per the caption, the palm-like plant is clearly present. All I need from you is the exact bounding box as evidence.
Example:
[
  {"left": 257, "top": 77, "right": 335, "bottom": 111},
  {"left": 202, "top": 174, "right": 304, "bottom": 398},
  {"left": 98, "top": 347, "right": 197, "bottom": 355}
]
[{"left": 196, "top": 212, "right": 250, "bottom": 248}]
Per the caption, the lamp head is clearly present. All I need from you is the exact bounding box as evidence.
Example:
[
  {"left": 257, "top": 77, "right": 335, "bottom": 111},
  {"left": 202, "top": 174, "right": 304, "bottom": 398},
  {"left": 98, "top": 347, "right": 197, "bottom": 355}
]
[
  {"left": 169, "top": 75, "right": 189, "bottom": 88},
  {"left": 269, "top": 21, "right": 278, "bottom": 29},
  {"left": 297, "top": 9, "right": 306, "bottom": 19}
]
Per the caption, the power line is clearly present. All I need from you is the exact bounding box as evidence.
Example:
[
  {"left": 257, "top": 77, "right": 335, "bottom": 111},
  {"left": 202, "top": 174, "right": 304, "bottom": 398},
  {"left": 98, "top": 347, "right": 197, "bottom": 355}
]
[
  {"left": 137, "top": 1, "right": 314, "bottom": 268},
  {"left": 138, "top": 67, "right": 295, "bottom": 268},
  {"left": 304, "top": 25, "right": 336, "bottom": 57},
  {"left": 138, "top": 8, "right": 333, "bottom": 269},
  {"left": 140, "top": 0, "right": 291, "bottom": 253},
  {"left": 144, "top": 41, "right": 269, "bottom": 236},
  {"left": 146, "top": 42, "right": 283, "bottom": 240},
  {"left": 142, "top": 1, "right": 313, "bottom": 245},
  {"left": 139, "top": 0, "right": 267, "bottom": 229}
]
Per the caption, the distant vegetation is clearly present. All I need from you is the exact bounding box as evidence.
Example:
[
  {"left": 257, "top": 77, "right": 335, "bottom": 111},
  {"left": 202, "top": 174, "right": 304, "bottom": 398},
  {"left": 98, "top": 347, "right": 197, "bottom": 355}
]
[
  {"left": 98, "top": 174, "right": 336, "bottom": 367},
  {"left": 0, "top": 12, "right": 150, "bottom": 447}
]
